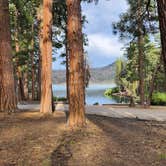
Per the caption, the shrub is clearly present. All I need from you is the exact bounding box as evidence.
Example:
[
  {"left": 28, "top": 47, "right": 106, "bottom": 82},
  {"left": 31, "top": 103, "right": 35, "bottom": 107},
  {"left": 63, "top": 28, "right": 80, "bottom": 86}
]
[
  {"left": 151, "top": 92, "right": 166, "bottom": 106},
  {"left": 53, "top": 96, "right": 67, "bottom": 102},
  {"left": 93, "top": 102, "right": 99, "bottom": 105},
  {"left": 104, "top": 87, "right": 119, "bottom": 97}
]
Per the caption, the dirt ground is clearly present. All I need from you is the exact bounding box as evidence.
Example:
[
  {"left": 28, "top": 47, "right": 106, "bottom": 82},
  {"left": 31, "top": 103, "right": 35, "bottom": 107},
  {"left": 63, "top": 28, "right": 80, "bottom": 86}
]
[{"left": 0, "top": 110, "right": 166, "bottom": 166}]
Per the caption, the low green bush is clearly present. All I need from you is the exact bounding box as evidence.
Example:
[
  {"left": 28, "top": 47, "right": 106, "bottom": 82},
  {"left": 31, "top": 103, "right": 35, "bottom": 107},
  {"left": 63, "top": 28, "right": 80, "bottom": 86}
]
[
  {"left": 104, "top": 87, "right": 120, "bottom": 97},
  {"left": 53, "top": 96, "right": 67, "bottom": 102},
  {"left": 151, "top": 92, "right": 166, "bottom": 106}
]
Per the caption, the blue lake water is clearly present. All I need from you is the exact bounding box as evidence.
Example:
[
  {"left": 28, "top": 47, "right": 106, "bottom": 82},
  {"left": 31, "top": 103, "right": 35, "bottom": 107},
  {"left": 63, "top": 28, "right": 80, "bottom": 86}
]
[{"left": 52, "top": 84, "right": 124, "bottom": 105}]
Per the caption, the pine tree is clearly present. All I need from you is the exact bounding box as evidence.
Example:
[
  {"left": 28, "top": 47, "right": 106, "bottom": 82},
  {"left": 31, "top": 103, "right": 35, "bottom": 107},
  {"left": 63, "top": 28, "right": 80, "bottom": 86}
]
[
  {"left": 157, "top": 0, "right": 166, "bottom": 76},
  {"left": 66, "top": 0, "right": 86, "bottom": 127},
  {"left": 0, "top": 0, "right": 17, "bottom": 112},
  {"left": 40, "top": 0, "right": 53, "bottom": 114},
  {"left": 137, "top": 0, "right": 145, "bottom": 105},
  {"left": 113, "top": 0, "right": 158, "bottom": 106}
]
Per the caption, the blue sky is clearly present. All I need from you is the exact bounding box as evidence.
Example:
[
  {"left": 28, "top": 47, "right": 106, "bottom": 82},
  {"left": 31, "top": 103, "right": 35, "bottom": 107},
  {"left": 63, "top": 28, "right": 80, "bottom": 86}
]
[{"left": 53, "top": 0, "right": 128, "bottom": 70}]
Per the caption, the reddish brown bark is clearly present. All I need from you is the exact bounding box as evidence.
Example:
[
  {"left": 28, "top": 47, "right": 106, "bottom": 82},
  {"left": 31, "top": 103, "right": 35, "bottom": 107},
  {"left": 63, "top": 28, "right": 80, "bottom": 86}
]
[
  {"left": 147, "top": 63, "right": 161, "bottom": 106},
  {"left": 31, "top": 24, "right": 35, "bottom": 100},
  {"left": 17, "top": 67, "right": 25, "bottom": 101},
  {"left": 65, "top": 41, "right": 70, "bottom": 102},
  {"left": 157, "top": 0, "right": 166, "bottom": 76},
  {"left": 37, "top": 5, "right": 43, "bottom": 101},
  {"left": 66, "top": 0, "right": 86, "bottom": 127},
  {"left": 14, "top": 22, "right": 25, "bottom": 101},
  {"left": 40, "top": 0, "right": 53, "bottom": 114},
  {"left": 23, "top": 72, "right": 29, "bottom": 100},
  {"left": 37, "top": 51, "right": 41, "bottom": 100},
  {"left": 138, "top": 0, "right": 145, "bottom": 105},
  {"left": 0, "top": 0, "right": 17, "bottom": 112}
]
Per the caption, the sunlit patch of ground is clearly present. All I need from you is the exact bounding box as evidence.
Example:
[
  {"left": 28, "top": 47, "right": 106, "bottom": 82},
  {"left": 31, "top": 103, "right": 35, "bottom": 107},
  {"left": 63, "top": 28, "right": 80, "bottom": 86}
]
[{"left": 0, "top": 110, "right": 165, "bottom": 166}]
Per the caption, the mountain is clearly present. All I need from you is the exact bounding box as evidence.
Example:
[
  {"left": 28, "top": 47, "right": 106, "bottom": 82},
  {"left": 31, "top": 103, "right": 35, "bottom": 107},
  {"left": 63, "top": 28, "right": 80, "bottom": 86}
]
[{"left": 52, "top": 62, "right": 116, "bottom": 84}]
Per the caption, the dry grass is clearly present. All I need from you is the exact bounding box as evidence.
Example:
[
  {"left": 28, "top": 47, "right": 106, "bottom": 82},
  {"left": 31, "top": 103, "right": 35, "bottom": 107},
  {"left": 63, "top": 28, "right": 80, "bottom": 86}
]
[{"left": 0, "top": 110, "right": 166, "bottom": 166}]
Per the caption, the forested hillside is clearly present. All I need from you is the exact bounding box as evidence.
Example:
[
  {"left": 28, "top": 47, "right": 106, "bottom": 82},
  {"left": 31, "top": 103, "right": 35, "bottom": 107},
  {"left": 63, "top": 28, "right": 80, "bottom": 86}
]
[{"left": 53, "top": 63, "right": 116, "bottom": 84}]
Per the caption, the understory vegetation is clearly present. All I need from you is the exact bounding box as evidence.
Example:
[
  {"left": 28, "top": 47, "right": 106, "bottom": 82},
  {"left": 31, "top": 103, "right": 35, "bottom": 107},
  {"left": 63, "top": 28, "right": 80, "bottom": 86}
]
[
  {"left": 53, "top": 96, "right": 67, "bottom": 102},
  {"left": 107, "top": 0, "right": 166, "bottom": 106},
  {"left": 151, "top": 92, "right": 166, "bottom": 105}
]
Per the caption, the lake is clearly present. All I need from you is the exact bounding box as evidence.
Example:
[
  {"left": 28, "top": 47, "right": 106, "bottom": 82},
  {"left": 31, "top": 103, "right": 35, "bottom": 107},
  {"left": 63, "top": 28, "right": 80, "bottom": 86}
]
[{"left": 53, "top": 84, "right": 127, "bottom": 105}]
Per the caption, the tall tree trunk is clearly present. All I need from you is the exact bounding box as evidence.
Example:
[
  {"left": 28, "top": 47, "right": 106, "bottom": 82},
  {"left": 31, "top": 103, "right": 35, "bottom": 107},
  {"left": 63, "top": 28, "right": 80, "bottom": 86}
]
[
  {"left": 65, "top": 40, "right": 70, "bottom": 102},
  {"left": 138, "top": 0, "right": 145, "bottom": 105},
  {"left": 37, "top": 4, "right": 43, "bottom": 101},
  {"left": 40, "top": 0, "right": 53, "bottom": 114},
  {"left": 0, "top": 0, "right": 17, "bottom": 112},
  {"left": 31, "top": 24, "right": 35, "bottom": 100},
  {"left": 157, "top": 0, "right": 166, "bottom": 76},
  {"left": 37, "top": 51, "right": 41, "bottom": 100},
  {"left": 17, "top": 67, "right": 25, "bottom": 101},
  {"left": 14, "top": 21, "right": 25, "bottom": 101},
  {"left": 18, "top": 74, "right": 25, "bottom": 101},
  {"left": 147, "top": 63, "right": 161, "bottom": 106},
  {"left": 66, "top": 0, "right": 86, "bottom": 127},
  {"left": 24, "top": 72, "right": 29, "bottom": 100}
]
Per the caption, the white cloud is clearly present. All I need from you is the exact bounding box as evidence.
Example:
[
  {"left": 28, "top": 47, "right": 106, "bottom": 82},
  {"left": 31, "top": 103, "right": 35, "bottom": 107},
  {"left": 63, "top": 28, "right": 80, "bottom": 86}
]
[
  {"left": 81, "top": 0, "right": 128, "bottom": 67},
  {"left": 53, "top": 1, "right": 128, "bottom": 69},
  {"left": 82, "top": 0, "right": 128, "bottom": 33},
  {"left": 86, "top": 33, "right": 124, "bottom": 58}
]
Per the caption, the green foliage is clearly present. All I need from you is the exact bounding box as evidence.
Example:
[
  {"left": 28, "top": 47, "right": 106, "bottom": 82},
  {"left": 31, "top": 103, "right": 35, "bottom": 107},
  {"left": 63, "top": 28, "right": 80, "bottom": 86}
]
[
  {"left": 104, "top": 87, "right": 120, "bottom": 97},
  {"left": 53, "top": 96, "right": 67, "bottom": 102},
  {"left": 159, "top": 153, "right": 166, "bottom": 160},
  {"left": 151, "top": 93, "right": 166, "bottom": 105},
  {"left": 112, "top": 0, "right": 162, "bottom": 105},
  {"left": 115, "top": 58, "right": 125, "bottom": 87},
  {"left": 93, "top": 102, "right": 99, "bottom": 105},
  {"left": 113, "top": 0, "right": 158, "bottom": 41}
]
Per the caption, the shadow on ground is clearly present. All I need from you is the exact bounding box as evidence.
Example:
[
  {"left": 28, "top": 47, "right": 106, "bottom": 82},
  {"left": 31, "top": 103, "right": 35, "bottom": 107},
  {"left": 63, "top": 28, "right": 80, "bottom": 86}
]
[
  {"left": 0, "top": 111, "right": 165, "bottom": 166},
  {"left": 50, "top": 115, "right": 166, "bottom": 166}
]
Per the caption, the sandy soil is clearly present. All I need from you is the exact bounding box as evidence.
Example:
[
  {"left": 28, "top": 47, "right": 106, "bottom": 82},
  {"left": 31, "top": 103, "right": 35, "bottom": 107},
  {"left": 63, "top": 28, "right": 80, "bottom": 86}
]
[{"left": 0, "top": 110, "right": 166, "bottom": 166}]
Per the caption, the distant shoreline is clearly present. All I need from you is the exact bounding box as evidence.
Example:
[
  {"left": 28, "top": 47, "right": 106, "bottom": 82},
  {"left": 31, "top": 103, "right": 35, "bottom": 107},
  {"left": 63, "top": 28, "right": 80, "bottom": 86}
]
[
  {"left": 53, "top": 63, "right": 116, "bottom": 85},
  {"left": 52, "top": 82, "right": 116, "bottom": 86}
]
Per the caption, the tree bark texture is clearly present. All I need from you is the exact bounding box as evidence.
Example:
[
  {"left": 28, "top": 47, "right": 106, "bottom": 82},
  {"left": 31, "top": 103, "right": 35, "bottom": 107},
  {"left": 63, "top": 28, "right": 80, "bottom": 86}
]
[
  {"left": 40, "top": 0, "right": 53, "bottom": 114},
  {"left": 138, "top": 0, "right": 145, "bottom": 105},
  {"left": 157, "top": 0, "right": 166, "bottom": 76},
  {"left": 0, "top": 0, "right": 17, "bottom": 112},
  {"left": 23, "top": 72, "right": 29, "bottom": 100},
  {"left": 147, "top": 63, "right": 161, "bottom": 106},
  {"left": 14, "top": 22, "right": 25, "bottom": 101},
  {"left": 31, "top": 24, "right": 35, "bottom": 100},
  {"left": 66, "top": 0, "right": 86, "bottom": 127},
  {"left": 37, "top": 4, "right": 43, "bottom": 101},
  {"left": 65, "top": 40, "right": 70, "bottom": 102}
]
